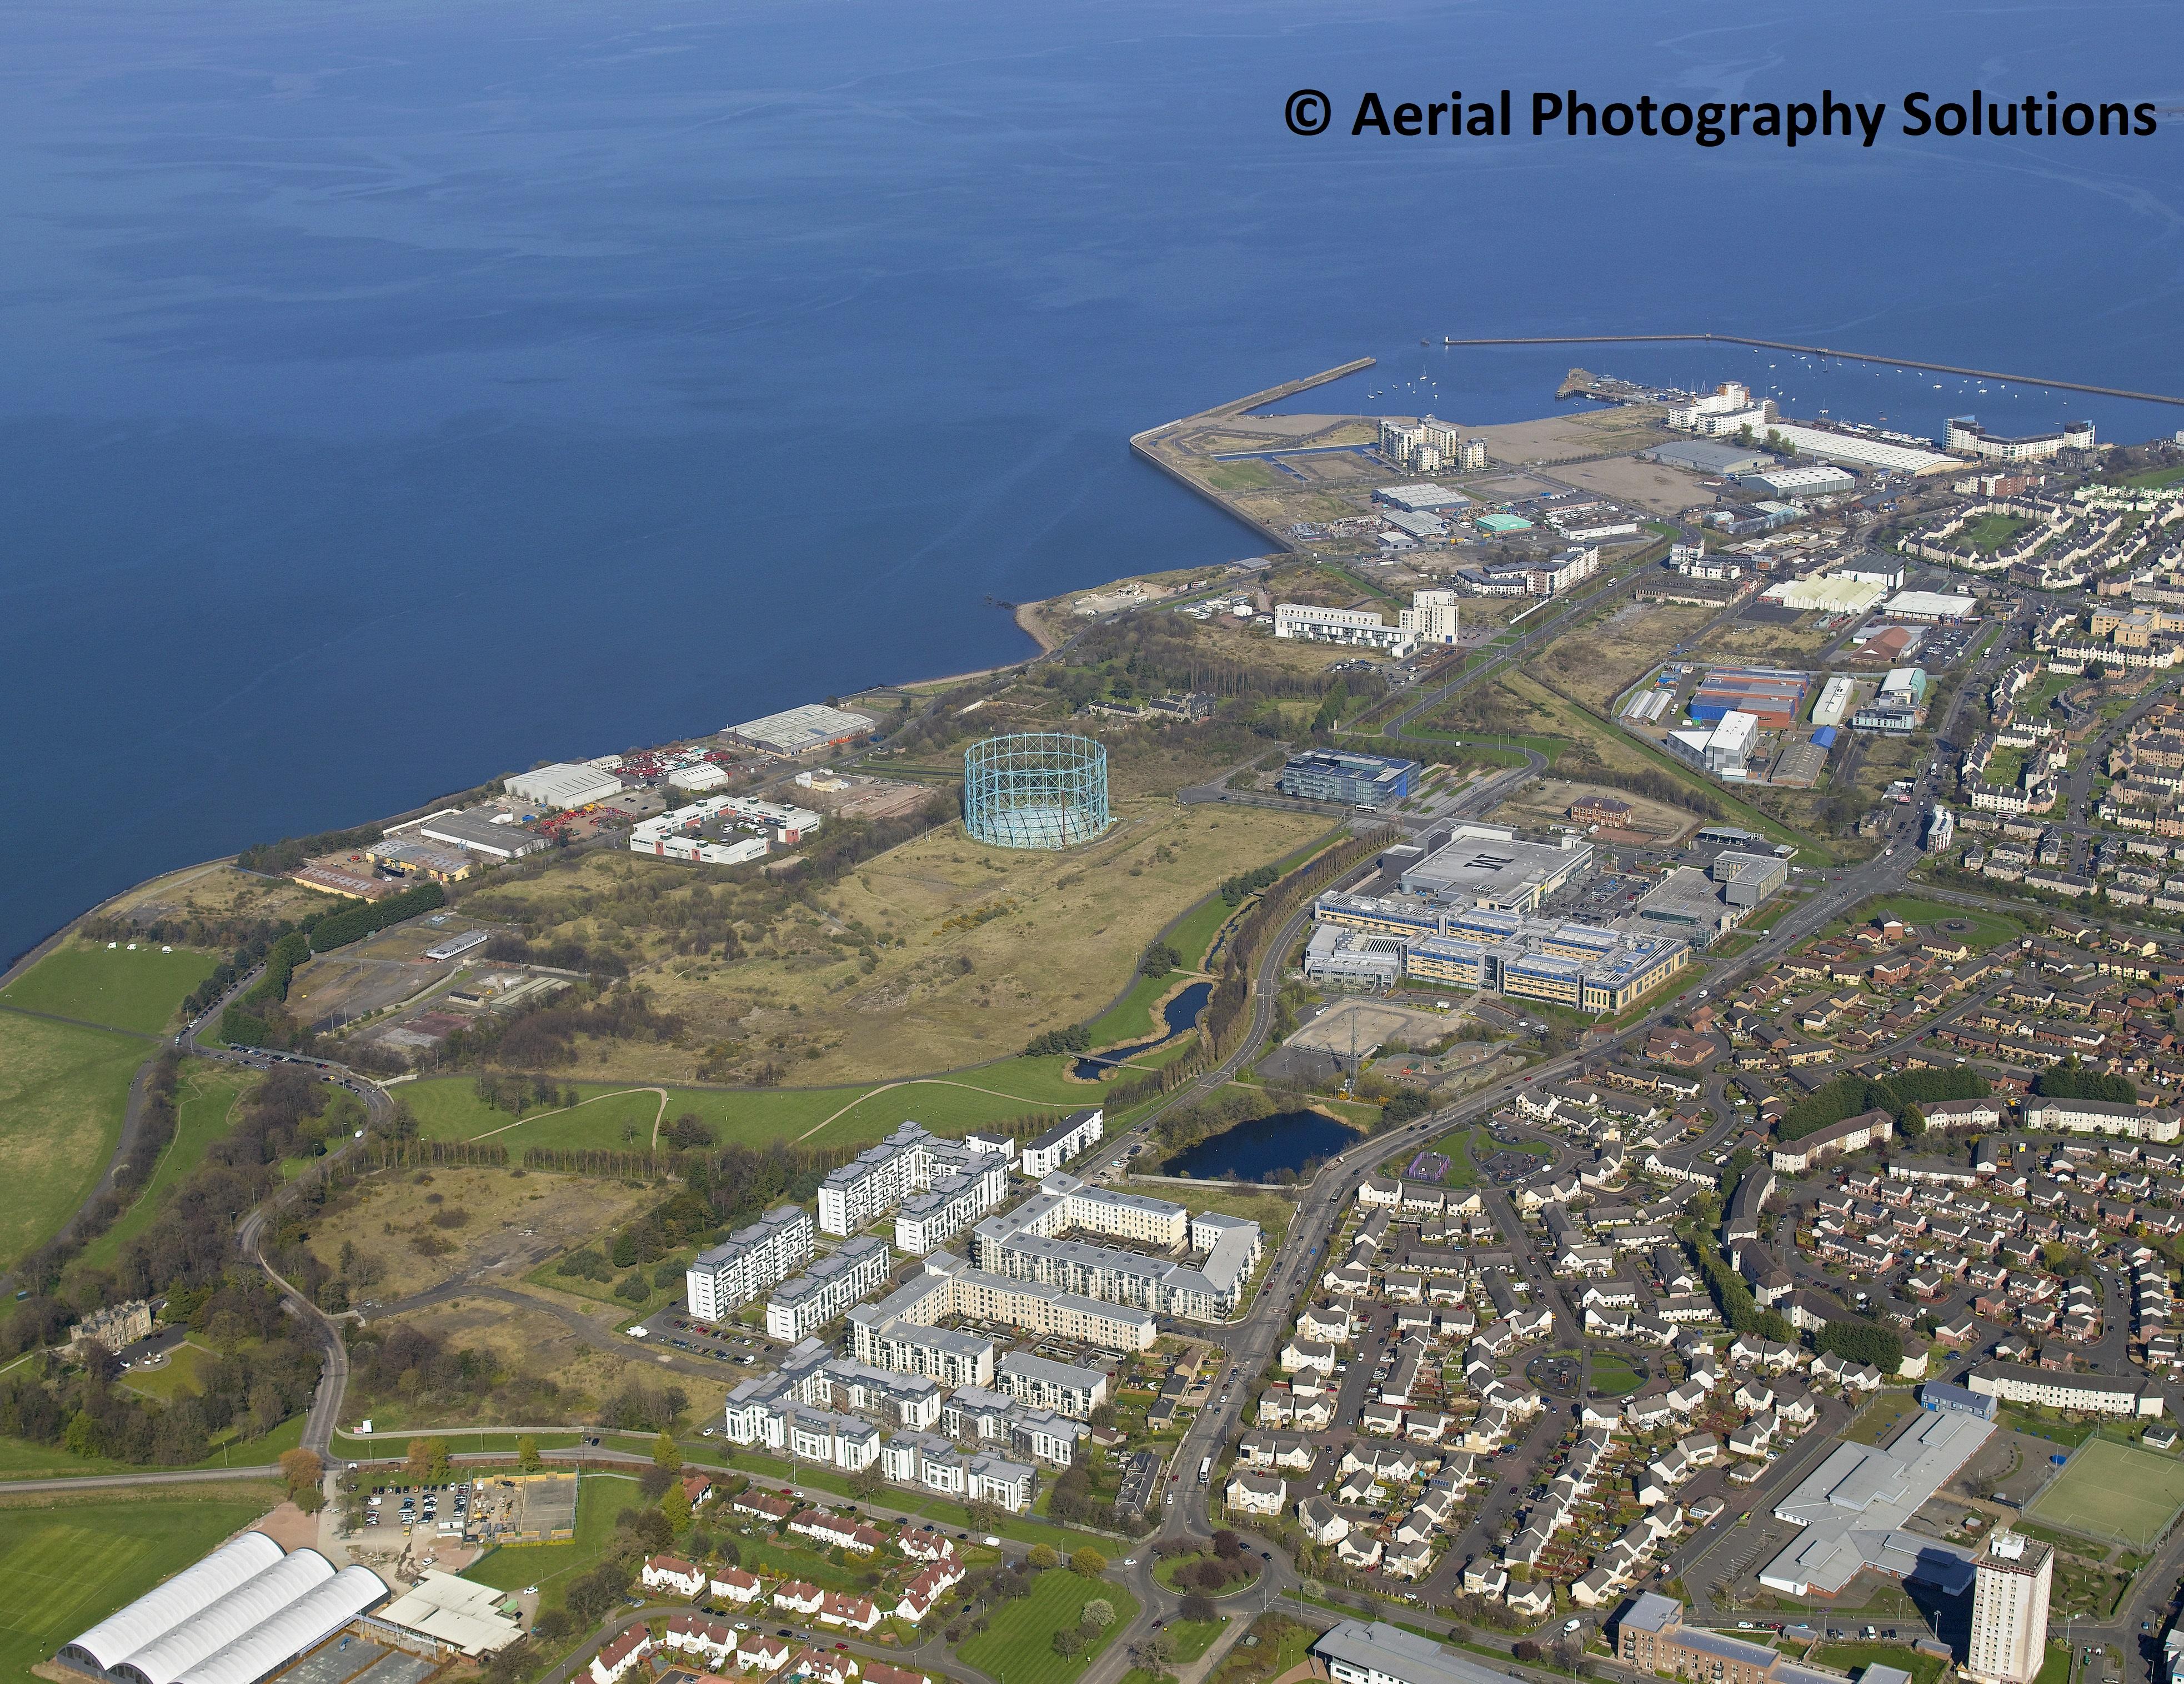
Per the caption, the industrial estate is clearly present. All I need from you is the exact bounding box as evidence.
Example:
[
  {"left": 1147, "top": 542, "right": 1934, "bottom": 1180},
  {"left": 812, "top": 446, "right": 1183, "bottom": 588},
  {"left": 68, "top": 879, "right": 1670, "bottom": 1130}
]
[{"left": 26, "top": 347, "right": 2184, "bottom": 1684}]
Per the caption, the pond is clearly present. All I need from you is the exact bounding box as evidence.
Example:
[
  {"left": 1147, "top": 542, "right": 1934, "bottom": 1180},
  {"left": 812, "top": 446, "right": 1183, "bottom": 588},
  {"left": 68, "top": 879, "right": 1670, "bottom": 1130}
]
[
  {"left": 1164, "top": 1107, "right": 1361, "bottom": 1182},
  {"left": 1073, "top": 980, "right": 1213, "bottom": 1079}
]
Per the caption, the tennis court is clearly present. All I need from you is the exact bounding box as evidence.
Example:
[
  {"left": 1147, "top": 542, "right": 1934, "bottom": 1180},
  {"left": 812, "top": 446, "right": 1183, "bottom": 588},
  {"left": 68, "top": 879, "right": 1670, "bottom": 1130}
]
[{"left": 2027, "top": 1437, "right": 2184, "bottom": 1546}]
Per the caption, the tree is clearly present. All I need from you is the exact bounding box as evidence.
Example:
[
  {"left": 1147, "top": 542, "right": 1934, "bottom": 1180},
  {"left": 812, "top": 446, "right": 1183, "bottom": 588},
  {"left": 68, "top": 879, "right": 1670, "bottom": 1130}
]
[
  {"left": 1027, "top": 1543, "right": 1059, "bottom": 1569},
  {"left": 517, "top": 1434, "right": 542, "bottom": 1473},
  {"left": 662, "top": 1480, "right": 693, "bottom": 1536},
  {"left": 653, "top": 1429, "right": 682, "bottom": 1471},
  {"left": 1180, "top": 1592, "right": 1218, "bottom": 1624},
  {"left": 1819, "top": 1319, "right": 1903, "bottom": 1372},
  {"left": 279, "top": 1447, "right": 323, "bottom": 1497},
  {"left": 1071, "top": 1546, "right": 1107, "bottom": 1577},
  {"left": 1054, "top": 1630, "right": 1084, "bottom": 1659},
  {"left": 405, "top": 1439, "right": 434, "bottom": 1482},
  {"left": 1083, "top": 1598, "right": 1116, "bottom": 1629},
  {"left": 293, "top": 1483, "right": 327, "bottom": 1515},
  {"left": 425, "top": 1439, "right": 452, "bottom": 1483},
  {"left": 1140, "top": 942, "right": 1180, "bottom": 979},
  {"left": 1211, "top": 1529, "right": 1242, "bottom": 1558}
]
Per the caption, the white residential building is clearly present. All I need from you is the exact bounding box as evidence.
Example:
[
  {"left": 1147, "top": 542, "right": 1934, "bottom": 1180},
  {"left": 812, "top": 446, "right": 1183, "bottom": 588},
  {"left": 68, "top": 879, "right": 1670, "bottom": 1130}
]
[
  {"left": 1965, "top": 1532, "right": 2053, "bottom": 1684},
  {"left": 815, "top": 1121, "right": 1010, "bottom": 1247},
  {"left": 685, "top": 1206, "right": 815, "bottom": 1321},
  {"left": 1397, "top": 589, "right": 1461, "bottom": 648},
  {"left": 764, "top": 1235, "right": 894, "bottom": 1340},
  {"left": 1273, "top": 603, "right": 1417, "bottom": 658},
  {"left": 2021, "top": 1097, "right": 2180, "bottom": 1142},
  {"left": 1020, "top": 1109, "right": 1104, "bottom": 1177}
]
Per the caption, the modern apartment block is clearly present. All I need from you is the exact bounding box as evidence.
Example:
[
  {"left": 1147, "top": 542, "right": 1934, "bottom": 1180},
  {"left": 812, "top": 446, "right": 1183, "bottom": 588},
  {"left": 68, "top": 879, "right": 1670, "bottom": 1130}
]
[
  {"left": 877, "top": 1432, "right": 1036, "bottom": 1511},
  {"left": 971, "top": 1172, "right": 1262, "bottom": 1322},
  {"left": 847, "top": 1249, "right": 1158, "bottom": 1357},
  {"left": 995, "top": 1350, "right": 1110, "bottom": 1419},
  {"left": 764, "top": 1235, "right": 894, "bottom": 1341},
  {"left": 1272, "top": 603, "right": 1417, "bottom": 658},
  {"left": 684, "top": 1205, "right": 815, "bottom": 1321},
  {"left": 1019, "top": 1109, "right": 1104, "bottom": 1177},
  {"left": 814, "top": 1121, "right": 1011, "bottom": 1249},
  {"left": 941, "top": 1383, "right": 1092, "bottom": 1467},
  {"left": 846, "top": 1310, "right": 996, "bottom": 1388},
  {"left": 1965, "top": 1531, "right": 2052, "bottom": 1684}
]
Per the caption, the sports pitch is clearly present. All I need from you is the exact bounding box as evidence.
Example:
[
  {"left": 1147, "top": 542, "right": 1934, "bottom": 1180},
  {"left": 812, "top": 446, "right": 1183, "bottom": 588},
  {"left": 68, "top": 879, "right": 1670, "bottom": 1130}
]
[
  {"left": 2027, "top": 1437, "right": 2184, "bottom": 1546},
  {"left": 0, "top": 1495, "right": 272, "bottom": 1681}
]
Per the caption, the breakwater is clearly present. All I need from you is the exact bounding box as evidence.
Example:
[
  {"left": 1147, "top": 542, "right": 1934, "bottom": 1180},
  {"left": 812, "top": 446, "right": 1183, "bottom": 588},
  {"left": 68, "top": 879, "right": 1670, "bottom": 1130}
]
[
  {"left": 1439, "top": 332, "right": 2184, "bottom": 407},
  {"left": 1128, "top": 357, "right": 1378, "bottom": 553}
]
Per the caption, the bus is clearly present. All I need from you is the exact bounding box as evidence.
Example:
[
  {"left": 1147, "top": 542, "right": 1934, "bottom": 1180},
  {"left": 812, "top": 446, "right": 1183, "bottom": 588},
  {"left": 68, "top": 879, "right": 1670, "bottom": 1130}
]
[{"left": 1199, "top": 1457, "right": 1212, "bottom": 1485}]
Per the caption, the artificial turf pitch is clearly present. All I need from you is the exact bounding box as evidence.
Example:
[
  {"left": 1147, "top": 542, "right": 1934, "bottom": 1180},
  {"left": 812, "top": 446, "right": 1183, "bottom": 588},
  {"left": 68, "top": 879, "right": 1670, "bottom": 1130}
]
[{"left": 2027, "top": 1436, "right": 2184, "bottom": 1546}]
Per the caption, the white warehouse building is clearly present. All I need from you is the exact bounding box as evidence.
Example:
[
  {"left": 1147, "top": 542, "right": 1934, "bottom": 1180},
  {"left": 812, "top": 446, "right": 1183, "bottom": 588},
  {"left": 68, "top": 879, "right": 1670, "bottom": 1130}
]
[{"left": 504, "top": 763, "right": 625, "bottom": 810}]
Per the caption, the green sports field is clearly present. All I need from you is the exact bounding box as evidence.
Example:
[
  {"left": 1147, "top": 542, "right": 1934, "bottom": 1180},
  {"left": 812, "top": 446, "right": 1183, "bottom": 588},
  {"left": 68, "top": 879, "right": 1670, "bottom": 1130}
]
[
  {"left": 2027, "top": 1436, "right": 2184, "bottom": 1546},
  {"left": 0, "top": 942, "right": 218, "bottom": 1035},
  {"left": 0, "top": 1013, "right": 148, "bottom": 1271},
  {"left": 0, "top": 1492, "right": 274, "bottom": 1681},
  {"left": 957, "top": 1567, "right": 1138, "bottom": 1684}
]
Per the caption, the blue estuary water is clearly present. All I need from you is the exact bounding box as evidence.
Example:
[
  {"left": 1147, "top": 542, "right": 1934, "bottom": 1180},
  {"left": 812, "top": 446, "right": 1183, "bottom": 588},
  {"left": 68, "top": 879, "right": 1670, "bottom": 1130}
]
[
  {"left": 1074, "top": 980, "right": 1214, "bottom": 1079},
  {"left": 2, "top": 0, "right": 2181, "bottom": 958},
  {"left": 1165, "top": 1108, "right": 1361, "bottom": 1182}
]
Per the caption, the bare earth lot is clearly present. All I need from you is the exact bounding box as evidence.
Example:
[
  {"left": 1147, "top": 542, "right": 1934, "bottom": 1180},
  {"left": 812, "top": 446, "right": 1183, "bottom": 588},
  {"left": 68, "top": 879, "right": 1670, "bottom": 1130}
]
[
  {"left": 307, "top": 1167, "right": 652, "bottom": 1304},
  {"left": 1487, "top": 778, "right": 1697, "bottom": 844}
]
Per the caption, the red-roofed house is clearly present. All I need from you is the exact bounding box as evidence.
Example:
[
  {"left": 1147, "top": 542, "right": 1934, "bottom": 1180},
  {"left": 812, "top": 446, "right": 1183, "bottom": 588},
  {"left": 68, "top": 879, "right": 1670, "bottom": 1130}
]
[
  {"left": 817, "top": 1591, "right": 881, "bottom": 1633},
  {"left": 711, "top": 1565, "right": 762, "bottom": 1605},
  {"left": 643, "top": 1554, "right": 708, "bottom": 1598},
  {"left": 738, "top": 1634, "right": 792, "bottom": 1673},
  {"left": 682, "top": 1471, "right": 715, "bottom": 1507},
  {"left": 791, "top": 1511, "right": 885, "bottom": 1554},
  {"left": 894, "top": 1563, "right": 956, "bottom": 1624},
  {"left": 735, "top": 1490, "right": 797, "bottom": 1522},
  {"left": 772, "top": 1580, "right": 825, "bottom": 1616},
  {"left": 861, "top": 1667, "right": 929, "bottom": 1684},
  {"left": 592, "top": 1628, "right": 653, "bottom": 1684},
  {"left": 665, "top": 1613, "right": 738, "bottom": 1665},
  {"left": 787, "top": 1650, "right": 856, "bottom": 1684},
  {"left": 896, "top": 1528, "right": 956, "bottom": 1565}
]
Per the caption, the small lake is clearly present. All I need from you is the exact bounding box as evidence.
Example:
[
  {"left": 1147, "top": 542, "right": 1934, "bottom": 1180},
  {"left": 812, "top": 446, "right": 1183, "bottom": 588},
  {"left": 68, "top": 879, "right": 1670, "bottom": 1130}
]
[
  {"left": 1073, "top": 980, "right": 1212, "bottom": 1079},
  {"left": 1164, "top": 1107, "right": 1361, "bottom": 1182}
]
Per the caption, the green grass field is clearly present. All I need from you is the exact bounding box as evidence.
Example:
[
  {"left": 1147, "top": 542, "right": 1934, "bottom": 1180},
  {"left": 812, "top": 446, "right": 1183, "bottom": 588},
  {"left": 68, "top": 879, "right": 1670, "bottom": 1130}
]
[
  {"left": 81, "top": 1064, "right": 254, "bottom": 1272},
  {"left": 403, "top": 1050, "right": 1106, "bottom": 1155},
  {"left": 957, "top": 1568, "right": 1138, "bottom": 1684},
  {"left": 1829, "top": 894, "right": 2025, "bottom": 952},
  {"left": 1964, "top": 512, "right": 2035, "bottom": 553},
  {"left": 2027, "top": 1437, "right": 2184, "bottom": 1546},
  {"left": 1165, "top": 1617, "right": 1226, "bottom": 1662},
  {"left": 0, "top": 942, "right": 218, "bottom": 1035},
  {"left": 1086, "top": 971, "right": 1195, "bottom": 1047},
  {"left": 1169, "top": 893, "right": 1241, "bottom": 972},
  {"left": 1587, "top": 1352, "right": 1646, "bottom": 1396},
  {"left": 0, "top": 1013, "right": 149, "bottom": 1271},
  {"left": 1810, "top": 1642, "right": 1948, "bottom": 1684},
  {"left": 0, "top": 1490, "right": 275, "bottom": 1681}
]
